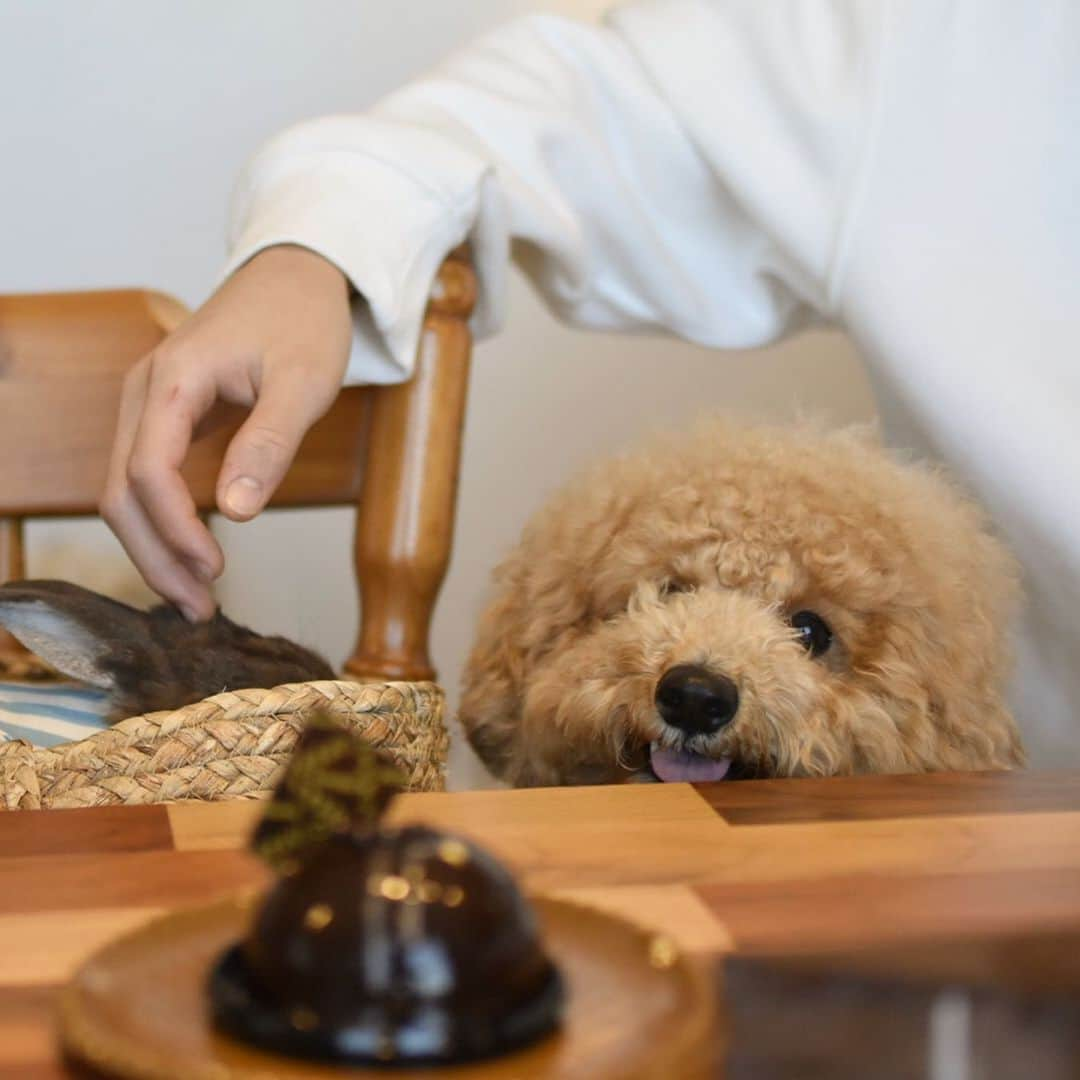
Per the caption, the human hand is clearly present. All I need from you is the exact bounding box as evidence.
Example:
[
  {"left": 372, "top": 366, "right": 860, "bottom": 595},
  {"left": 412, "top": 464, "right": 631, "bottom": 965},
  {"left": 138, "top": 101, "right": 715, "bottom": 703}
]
[{"left": 101, "top": 245, "right": 352, "bottom": 620}]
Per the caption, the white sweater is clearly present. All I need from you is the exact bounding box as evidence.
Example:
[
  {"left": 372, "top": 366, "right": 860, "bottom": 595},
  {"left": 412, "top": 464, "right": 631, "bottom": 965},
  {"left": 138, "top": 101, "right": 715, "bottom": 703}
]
[{"left": 225, "top": 0, "right": 1080, "bottom": 764}]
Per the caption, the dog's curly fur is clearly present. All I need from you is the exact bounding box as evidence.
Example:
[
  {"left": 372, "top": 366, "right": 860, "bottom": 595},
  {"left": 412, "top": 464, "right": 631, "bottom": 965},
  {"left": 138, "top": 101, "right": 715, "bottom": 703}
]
[{"left": 460, "top": 420, "right": 1025, "bottom": 786}]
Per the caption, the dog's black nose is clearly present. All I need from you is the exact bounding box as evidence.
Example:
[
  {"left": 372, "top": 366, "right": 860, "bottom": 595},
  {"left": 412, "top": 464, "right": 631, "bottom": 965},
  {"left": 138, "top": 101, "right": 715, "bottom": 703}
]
[{"left": 655, "top": 664, "right": 739, "bottom": 736}]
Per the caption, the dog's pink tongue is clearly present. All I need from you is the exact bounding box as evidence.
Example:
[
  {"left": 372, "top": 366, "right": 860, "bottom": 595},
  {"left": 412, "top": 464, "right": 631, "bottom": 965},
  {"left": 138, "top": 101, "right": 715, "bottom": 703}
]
[{"left": 650, "top": 746, "right": 731, "bottom": 783}]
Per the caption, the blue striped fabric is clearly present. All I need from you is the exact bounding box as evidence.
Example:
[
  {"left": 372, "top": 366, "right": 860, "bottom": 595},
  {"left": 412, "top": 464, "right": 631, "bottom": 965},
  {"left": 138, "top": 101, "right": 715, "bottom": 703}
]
[{"left": 0, "top": 681, "right": 111, "bottom": 748}]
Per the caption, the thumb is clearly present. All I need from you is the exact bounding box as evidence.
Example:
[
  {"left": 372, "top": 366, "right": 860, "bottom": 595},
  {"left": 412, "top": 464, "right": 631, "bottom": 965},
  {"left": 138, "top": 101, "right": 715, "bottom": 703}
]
[{"left": 216, "top": 371, "right": 328, "bottom": 521}]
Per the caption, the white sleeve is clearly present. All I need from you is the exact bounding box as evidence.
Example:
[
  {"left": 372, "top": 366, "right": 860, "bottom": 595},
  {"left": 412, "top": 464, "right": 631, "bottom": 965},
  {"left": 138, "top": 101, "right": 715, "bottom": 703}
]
[{"left": 225, "top": 4, "right": 885, "bottom": 385}]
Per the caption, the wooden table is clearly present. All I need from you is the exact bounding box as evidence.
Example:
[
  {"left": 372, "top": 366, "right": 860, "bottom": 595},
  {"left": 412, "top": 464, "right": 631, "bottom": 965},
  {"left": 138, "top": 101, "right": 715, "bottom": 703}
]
[{"left": 4, "top": 769, "right": 1080, "bottom": 1078}]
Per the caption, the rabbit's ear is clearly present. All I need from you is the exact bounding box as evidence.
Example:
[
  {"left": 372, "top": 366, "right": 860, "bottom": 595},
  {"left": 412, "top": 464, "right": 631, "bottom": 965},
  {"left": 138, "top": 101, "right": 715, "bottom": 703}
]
[{"left": 0, "top": 580, "right": 152, "bottom": 689}]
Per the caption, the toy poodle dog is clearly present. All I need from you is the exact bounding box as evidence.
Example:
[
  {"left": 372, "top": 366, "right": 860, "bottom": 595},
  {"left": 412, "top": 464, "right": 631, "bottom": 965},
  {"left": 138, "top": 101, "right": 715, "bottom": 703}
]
[{"left": 460, "top": 420, "right": 1025, "bottom": 786}]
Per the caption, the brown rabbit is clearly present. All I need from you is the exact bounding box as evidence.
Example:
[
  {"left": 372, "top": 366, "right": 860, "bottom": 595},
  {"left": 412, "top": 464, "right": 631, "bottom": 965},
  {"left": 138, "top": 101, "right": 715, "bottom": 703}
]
[{"left": 0, "top": 580, "right": 335, "bottom": 721}]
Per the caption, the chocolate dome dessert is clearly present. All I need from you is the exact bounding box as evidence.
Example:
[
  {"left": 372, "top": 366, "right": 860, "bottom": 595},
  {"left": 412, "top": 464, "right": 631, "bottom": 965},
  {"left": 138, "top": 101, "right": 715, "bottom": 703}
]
[{"left": 209, "top": 715, "right": 564, "bottom": 1065}]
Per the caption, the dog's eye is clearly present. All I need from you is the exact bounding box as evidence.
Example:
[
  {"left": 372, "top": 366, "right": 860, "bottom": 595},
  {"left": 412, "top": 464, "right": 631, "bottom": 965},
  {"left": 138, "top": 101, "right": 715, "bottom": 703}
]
[
  {"left": 790, "top": 610, "right": 833, "bottom": 657},
  {"left": 659, "top": 580, "right": 692, "bottom": 599}
]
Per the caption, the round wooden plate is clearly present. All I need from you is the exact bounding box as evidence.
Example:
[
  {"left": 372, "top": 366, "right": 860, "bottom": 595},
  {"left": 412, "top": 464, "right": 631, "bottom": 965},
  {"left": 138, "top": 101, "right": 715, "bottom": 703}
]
[{"left": 59, "top": 895, "right": 714, "bottom": 1080}]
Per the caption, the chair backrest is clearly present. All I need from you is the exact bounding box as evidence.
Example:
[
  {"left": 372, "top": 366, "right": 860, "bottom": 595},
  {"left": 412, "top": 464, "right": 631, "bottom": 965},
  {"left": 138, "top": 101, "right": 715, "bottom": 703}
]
[{"left": 0, "top": 248, "right": 475, "bottom": 682}]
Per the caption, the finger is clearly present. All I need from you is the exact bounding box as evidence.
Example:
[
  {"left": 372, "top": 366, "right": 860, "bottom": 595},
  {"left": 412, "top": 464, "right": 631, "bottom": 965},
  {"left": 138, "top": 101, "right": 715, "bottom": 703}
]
[
  {"left": 104, "top": 354, "right": 150, "bottom": 508},
  {"left": 125, "top": 352, "right": 224, "bottom": 578},
  {"left": 101, "top": 483, "right": 217, "bottom": 621},
  {"left": 102, "top": 358, "right": 219, "bottom": 619},
  {"left": 216, "top": 367, "right": 332, "bottom": 521}
]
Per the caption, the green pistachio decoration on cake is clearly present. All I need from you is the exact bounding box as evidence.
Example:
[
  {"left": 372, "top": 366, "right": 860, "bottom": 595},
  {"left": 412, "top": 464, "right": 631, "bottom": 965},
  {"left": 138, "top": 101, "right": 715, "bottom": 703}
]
[{"left": 251, "top": 712, "right": 406, "bottom": 872}]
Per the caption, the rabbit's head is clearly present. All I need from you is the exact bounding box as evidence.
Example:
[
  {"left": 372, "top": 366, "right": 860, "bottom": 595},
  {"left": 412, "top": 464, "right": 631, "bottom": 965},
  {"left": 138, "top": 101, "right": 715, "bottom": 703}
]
[{"left": 0, "top": 580, "right": 335, "bottom": 721}]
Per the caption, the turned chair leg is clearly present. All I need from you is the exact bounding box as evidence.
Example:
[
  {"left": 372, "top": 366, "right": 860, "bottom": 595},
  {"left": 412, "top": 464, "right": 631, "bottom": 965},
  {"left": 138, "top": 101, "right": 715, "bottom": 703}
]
[{"left": 343, "top": 250, "right": 476, "bottom": 683}]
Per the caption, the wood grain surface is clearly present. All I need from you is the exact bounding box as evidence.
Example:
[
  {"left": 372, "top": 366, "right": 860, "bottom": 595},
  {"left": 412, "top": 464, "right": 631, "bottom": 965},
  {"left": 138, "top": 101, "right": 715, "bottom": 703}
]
[{"left": 2, "top": 770, "right": 1079, "bottom": 1077}]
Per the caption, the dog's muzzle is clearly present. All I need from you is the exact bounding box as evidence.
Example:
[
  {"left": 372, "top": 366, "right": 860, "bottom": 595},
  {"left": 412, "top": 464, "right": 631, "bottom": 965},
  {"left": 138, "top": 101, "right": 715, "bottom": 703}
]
[{"left": 649, "top": 664, "right": 739, "bottom": 783}]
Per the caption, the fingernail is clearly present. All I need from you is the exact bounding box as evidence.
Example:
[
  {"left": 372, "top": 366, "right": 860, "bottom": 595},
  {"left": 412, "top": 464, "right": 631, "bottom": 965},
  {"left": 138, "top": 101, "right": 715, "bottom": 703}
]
[
  {"left": 180, "top": 604, "right": 200, "bottom": 623},
  {"left": 225, "top": 476, "right": 263, "bottom": 518}
]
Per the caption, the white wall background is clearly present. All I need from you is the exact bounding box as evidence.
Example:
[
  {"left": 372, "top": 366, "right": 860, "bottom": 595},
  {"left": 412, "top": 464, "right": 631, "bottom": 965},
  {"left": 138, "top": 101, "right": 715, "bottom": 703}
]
[{"left": 0, "top": 0, "right": 875, "bottom": 787}]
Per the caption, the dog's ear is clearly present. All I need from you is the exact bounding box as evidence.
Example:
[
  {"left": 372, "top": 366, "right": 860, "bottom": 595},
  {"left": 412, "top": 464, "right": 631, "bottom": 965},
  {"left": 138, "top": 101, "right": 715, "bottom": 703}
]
[
  {"left": 0, "top": 580, "right": 154, "bottom": 688},
  {"left": 459, "top": 586, "right": 528, "bottom": 781}
]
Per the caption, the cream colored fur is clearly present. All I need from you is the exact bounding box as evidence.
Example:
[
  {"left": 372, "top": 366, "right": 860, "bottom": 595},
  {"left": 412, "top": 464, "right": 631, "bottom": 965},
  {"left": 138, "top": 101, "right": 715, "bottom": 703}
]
[{"left": 460, "top": 419, "right": 1025, "bottom": 786}]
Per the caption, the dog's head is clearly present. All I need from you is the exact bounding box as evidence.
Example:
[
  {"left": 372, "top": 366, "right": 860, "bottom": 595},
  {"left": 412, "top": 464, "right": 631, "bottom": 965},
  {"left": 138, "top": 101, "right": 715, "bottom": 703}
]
[{"left": 460, "top": 421, "right": 1025, "bottom": 786}]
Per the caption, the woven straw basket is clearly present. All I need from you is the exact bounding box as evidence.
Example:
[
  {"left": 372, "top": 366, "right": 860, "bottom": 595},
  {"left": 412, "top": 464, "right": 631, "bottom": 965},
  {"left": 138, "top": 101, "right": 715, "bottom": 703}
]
[{"left": 0, "top": 680, "right": 447, "bottom": 811}]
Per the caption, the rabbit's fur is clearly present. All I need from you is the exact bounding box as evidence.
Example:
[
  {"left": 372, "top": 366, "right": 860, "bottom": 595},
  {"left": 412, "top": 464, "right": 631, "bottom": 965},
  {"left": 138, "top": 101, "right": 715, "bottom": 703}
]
[{"left": 0, "top": 580, "right": 334, "bottom": 721}]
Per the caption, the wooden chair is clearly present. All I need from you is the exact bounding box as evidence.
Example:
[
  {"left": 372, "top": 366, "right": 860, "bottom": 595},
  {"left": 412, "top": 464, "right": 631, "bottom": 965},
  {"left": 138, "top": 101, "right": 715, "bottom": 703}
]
[{"left": 0, "top": 249, "right": 476, "bottom": 683}]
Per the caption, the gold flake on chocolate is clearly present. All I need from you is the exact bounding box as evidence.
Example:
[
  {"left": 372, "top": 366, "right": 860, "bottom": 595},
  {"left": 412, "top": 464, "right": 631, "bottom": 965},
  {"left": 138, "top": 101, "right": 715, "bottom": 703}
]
[
  {"left": 303, "top": 903, "right": 334, "bottom": 932},
  {"left": 417, "top": 879, "right": 443, "bottom": 904},
  {"left": 366, "top": 865, "right": 464, "bottom": 908},
  {"left": 437, "top": 838, "right": 470, "bottom": 867},
  {"left": 648, "top": 934, "right": 679, "bottom": 970},
  {"left": 378, "top": 875, "right": 410, "bottom": 902}
]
